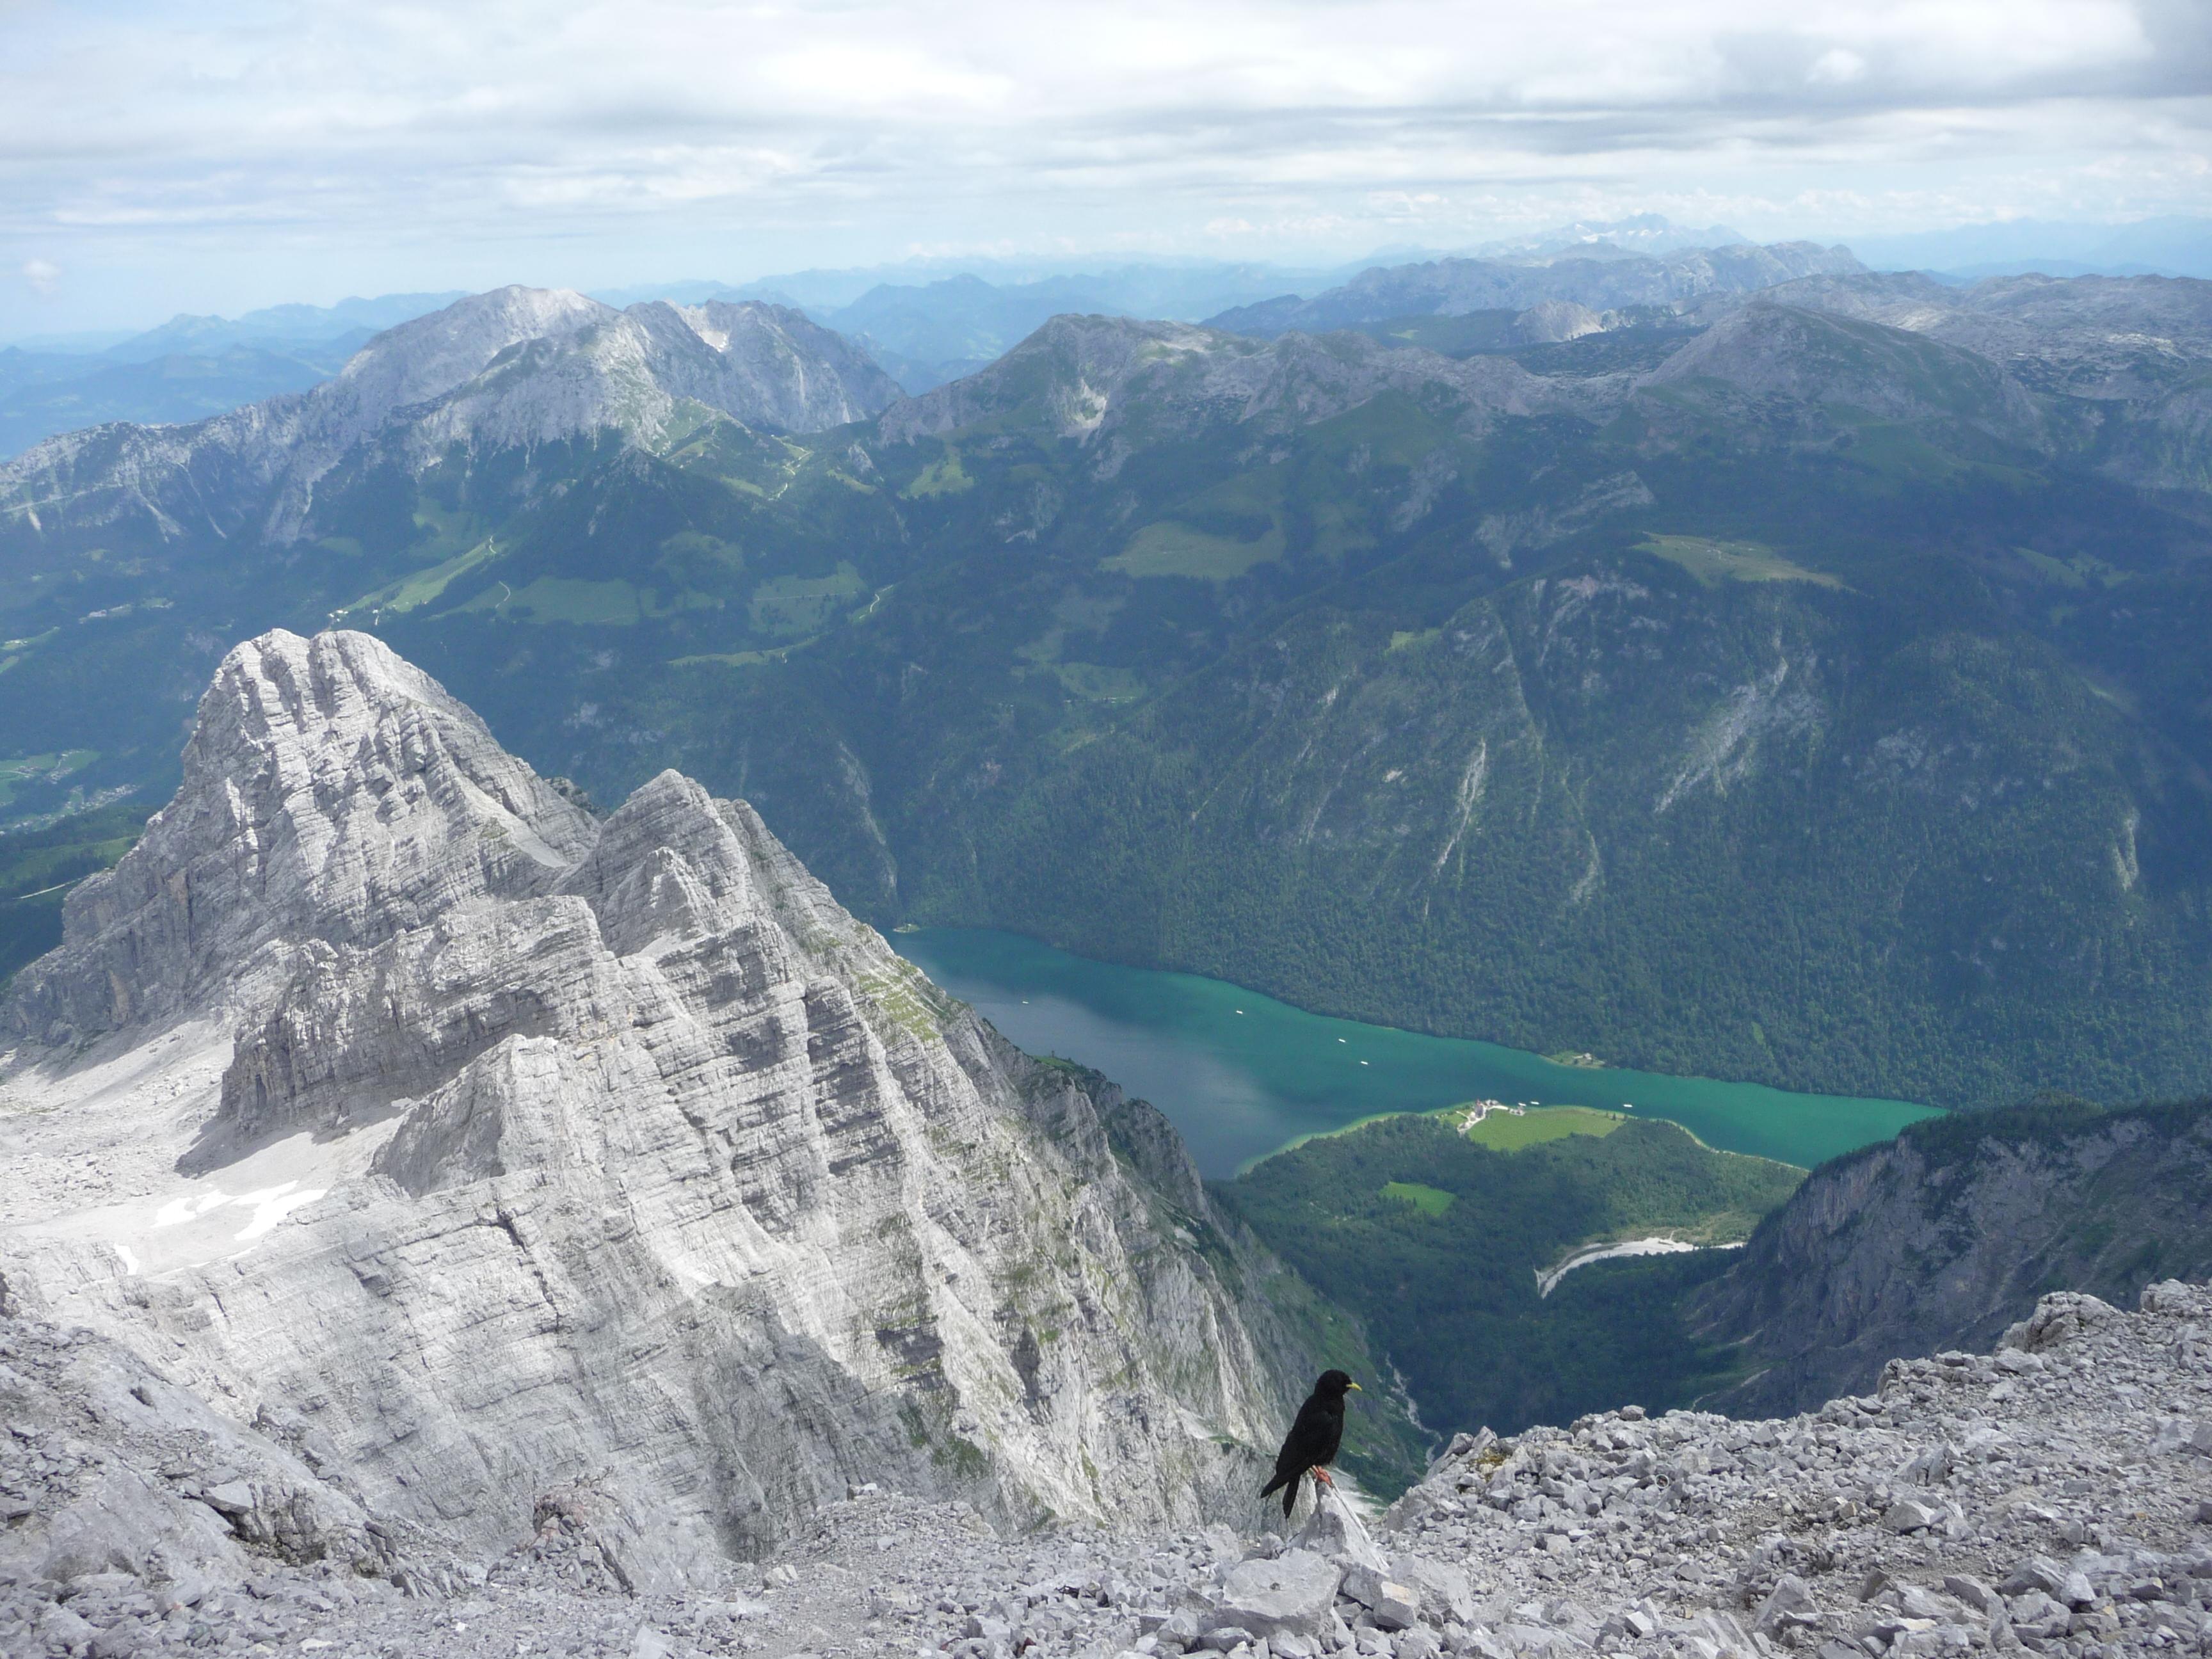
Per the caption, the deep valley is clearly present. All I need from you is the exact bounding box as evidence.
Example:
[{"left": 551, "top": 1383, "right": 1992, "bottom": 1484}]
[
  {"left": 4, "top": 252, "right": 2211, "bottom": 1116},
  {"left": 5, "top": 236, "right": 2212, "bottom": 1657}
]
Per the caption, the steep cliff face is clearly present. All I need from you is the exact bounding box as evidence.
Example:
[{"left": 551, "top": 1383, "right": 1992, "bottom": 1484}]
[
  {"left": 1688, "top": 1100, "right": 2212, "bottom": 1416},
  {"left": 0, "top": 629, "right": 1338, "bottom": 1574}
]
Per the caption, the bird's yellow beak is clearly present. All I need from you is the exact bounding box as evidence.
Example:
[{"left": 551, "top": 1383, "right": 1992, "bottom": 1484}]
[{"left": 1349, "top": 1381, "right": 1362, "bottom": 1391}]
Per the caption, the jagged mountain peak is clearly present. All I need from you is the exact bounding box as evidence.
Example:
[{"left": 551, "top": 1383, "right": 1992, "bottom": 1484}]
[
  {"left": 317, "top": 286, "right": 898, "bottom": 459},
  {"left": 876, "top": 313, "right": 1242, "bottom": 442},
  {"left": 555, "top": 766, "right": 764, "bottom": 956},
  {"left": 1, "top": 629, "right": 1343, "bottom": 1569},
  {"left": 4, "top": 629, "right": 597, "bottom": 1046},
  {"left": 326, "top": 284, "right": 613, "bottom": 426}
]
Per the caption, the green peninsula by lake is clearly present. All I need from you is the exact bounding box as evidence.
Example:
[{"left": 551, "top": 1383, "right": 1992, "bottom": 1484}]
[{"left": 892, "top": 927, "right": 1936, "bottom": 1177}]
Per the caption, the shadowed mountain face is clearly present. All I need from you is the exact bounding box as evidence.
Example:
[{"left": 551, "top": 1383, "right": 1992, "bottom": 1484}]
[
  {"left": 1690, "top": 1098, "right": 2212, "bottom": 1416},
  {"left": 3, "top": 275, "right": 2212, "bottom": 1112}
]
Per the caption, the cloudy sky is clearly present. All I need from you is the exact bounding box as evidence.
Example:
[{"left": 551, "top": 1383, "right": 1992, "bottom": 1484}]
[{"left": 3, "top": 0, "right": 2208, "bottom": 330}]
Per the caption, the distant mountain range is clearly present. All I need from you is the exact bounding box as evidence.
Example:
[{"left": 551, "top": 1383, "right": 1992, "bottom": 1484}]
[
  {"left": 5, "top": 246, "right": 2212, "bottom": 1116},
  {"left": 593, "top": 257, "right": 1358, "bottom": 318},
  {"left": 13, "top": 217, "right": 2208, "bottom": 458},
  {"left": 102, "top": 292, "right": 472, "bottom": 358},
  {"left": 816, "top": 266, "right": 1365, "bottom": 392},
  {"left": 1847, "top": 216, "right": 2212, "bottom": 281},
  {"left": 5, "top": 286, "right": 897, "bottom": 549},
  {"left": 1203, "top": 241, "right": 1865, "bottom": 337},
  {"left": 2, "top": 266, "right": 1361, "bottom": 454},
  {"left": 595, "top": 262, "right": 1370, "bottom": 392},
  {"left": 0, "top": 292, "right": 468, "bottom": 460},
  {"left": 1468, "top": 213, "right": 1751, "bottom": 259},
  {"left": 0, "top": 342, "right": 351, "bottom": 462}
]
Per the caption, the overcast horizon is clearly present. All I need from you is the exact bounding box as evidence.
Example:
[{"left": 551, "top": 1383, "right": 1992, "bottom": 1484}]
[{"left": 4, "top": 0, "right": 2209, "bottom": 335}]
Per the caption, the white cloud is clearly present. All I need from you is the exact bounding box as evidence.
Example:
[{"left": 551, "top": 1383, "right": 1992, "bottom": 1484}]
[
  {"left": 0, "top": 0, "right": 2202, "bottom": 323},
  {"left": 20, "top": 257, "right": 59, "bottom": 294},
  {"left": 1807, "top": 49, "right": 1870, "bottom": 85}
]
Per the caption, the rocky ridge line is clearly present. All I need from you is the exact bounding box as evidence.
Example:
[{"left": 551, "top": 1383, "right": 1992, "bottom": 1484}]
[
  {"left": 0, "top": 629, "right": 1345, "bottom": 1591},
  {"left": 9, "top": 1278, "right": 2210, "bottom": 1658}
]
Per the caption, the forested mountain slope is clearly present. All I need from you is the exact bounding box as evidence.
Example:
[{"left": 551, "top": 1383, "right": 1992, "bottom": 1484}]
[
  {"left": 1214, "top": 1110, "right": 1801, "bottom": 1436},
  {"left": 2, "top": 278, "right": 2210, "bottom": 1109}
]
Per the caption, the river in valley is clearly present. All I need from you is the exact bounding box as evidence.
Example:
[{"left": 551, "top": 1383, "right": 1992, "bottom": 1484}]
[{"left": 892, "top": 927, "right": 1937, "bottom": 1178}]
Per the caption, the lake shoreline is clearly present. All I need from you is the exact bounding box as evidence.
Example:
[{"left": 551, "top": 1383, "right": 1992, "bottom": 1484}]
[{"left": 894, "top": 927, "right": 1938, "bottom": 1177}]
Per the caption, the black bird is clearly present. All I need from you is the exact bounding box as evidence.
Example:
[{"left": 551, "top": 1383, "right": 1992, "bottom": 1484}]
[{"left": 1260, "top": 1370, "right": 1361, "bottom": 1518}]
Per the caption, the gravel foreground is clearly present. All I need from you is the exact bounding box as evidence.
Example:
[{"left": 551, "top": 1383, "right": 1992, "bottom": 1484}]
[{"left": 8, "top": 1280, "right": 2212, "bottom": 1659}]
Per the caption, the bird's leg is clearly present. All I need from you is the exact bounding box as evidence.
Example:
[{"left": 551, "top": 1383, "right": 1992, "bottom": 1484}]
[{"left": 1311, "top": 1467, "right": 1335, "bottom": 1487}]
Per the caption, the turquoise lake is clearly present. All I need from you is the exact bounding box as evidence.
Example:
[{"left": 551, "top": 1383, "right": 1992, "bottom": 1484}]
[{"left": 891, "top": 928, "right": 1938, "bottom": 1178}]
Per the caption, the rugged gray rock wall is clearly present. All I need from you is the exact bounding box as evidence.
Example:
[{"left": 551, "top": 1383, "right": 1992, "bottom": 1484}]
[
  {"left": 4, "top": 627, "right": 598, "bottom": 1046},
  {"left": 0, "top": 1268, "right": 467, "bottom": 1600},
  {"left": 1687, "top": 1101, "right": 2212, "bottom": 1416},
  {"left": 0, "top": 629, "right": 1334, "bottom": 1578}
]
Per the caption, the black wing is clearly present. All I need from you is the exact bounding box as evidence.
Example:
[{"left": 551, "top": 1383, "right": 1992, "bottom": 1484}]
[{"left": 1262, "top": 1391, "right": 1343, "bottom": 1489}]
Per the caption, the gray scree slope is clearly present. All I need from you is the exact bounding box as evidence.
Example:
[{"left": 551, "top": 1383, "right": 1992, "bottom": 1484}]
[{"left": 6, "top": 1262, "right": 2211, "bottom": 1656}]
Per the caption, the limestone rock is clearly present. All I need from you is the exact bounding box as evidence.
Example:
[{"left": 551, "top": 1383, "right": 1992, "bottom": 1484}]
[
  {"left": 1342, "top": 1564, "right": 1423, "bottom": 1631},
  {"left": 1212, "top": 1550, "right": 1343, "bottom": 1639},
  {"left": 1754, "top": 1574, "right": 1823, "bottom": 1635},
  {"left": 2001, "top": 1292, "right": 2122, "bottom": 1354},
  {"left": 2001, "top": 1558, "right": 2071, "bottom": 1599},
  {"left": 1882, "top": 1498, "right": 1943, "bottom": 1534},
  {"left": 0, "top": 1286, "right": 451, "bottom": 1602},
  {"left": 1391, "top": 1553, "right": 1475, "bottom": 1626},
  {"left": 1294, "top": 1487, "right": 1391, "bottom": 1572},
  {"left": 1941, "top": 1575, "right": 2001, "bottom": 1617},
  {"left": 2142, "top": 1279, "right": 2199, "bottom": 1315},
  {"left": 1, "top": 629, "right": 1321, "bottom": 1578}
]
